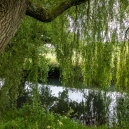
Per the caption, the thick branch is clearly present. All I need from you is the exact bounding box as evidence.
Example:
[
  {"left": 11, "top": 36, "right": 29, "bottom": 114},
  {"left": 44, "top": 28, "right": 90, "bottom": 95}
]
[{"left": 26, "top": 0, "right": 88, "bottom": 22}]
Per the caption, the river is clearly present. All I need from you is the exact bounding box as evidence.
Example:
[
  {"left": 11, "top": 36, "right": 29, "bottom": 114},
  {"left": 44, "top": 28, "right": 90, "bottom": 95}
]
[
  {"left": 0, "top": 78, "right": 127, "bottom": 126},
  {"left": 25, "top": 78, "right": 126, "bottom": 126}
]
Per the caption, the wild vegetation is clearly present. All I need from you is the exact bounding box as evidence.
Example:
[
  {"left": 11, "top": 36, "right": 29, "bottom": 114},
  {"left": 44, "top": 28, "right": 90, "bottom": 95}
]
[{"left": 1, "top": 0, "right": 129, "bottom": 128}]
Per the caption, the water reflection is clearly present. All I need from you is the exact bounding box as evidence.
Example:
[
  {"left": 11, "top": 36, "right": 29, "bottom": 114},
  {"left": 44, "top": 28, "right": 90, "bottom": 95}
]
[
  {"left": 0, "top": 78, "right": 128, "bottom": 127},
  {"left": 37, "top": 79, "right": 126, "bottom": 126}
]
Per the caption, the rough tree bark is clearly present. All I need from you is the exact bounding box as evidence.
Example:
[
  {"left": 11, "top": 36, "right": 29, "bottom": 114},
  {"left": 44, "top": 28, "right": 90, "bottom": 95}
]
[
  {"left": 0, "top": 0, "right": 88, "bottom": 53},
  {"left": 0, "top": 0, "right": 26, "bottom": 52}
]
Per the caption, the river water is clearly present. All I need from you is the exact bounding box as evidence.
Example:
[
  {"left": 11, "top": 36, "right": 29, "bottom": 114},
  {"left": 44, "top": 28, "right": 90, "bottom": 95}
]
[
  {"left": 25, "top": 78, "right": 126, "bottom": 126},
  {"left": 0, "top": 78, "right": 127, "bottom": 126}
]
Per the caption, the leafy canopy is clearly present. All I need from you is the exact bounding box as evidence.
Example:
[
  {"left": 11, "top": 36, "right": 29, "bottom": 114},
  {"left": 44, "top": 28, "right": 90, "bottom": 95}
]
[{"left": 0, "top": 0, "right": 129, "bottom": 110}]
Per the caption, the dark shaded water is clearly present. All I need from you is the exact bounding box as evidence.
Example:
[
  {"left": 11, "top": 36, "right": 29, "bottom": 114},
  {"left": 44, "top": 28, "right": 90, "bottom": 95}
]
[
  {"left": 25, "top": 78, "right": 127, "bottom": 126},
  {"left": 1, "top": 78, "right": 128, "bottom": 126}
]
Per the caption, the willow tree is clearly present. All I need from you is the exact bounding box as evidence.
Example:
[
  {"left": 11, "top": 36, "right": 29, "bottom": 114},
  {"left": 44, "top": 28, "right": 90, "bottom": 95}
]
[
  {"left": 0, "top": 0, "right": 88, "bottom": 52},
  {"left": 0, "top": 0, "right": 129, "bottom": 111}
]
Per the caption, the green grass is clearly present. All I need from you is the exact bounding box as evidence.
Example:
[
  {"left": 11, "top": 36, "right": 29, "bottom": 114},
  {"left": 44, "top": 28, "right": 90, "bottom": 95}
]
[{"left": 46, "top": 53, "right": 59, "bottom": 65}]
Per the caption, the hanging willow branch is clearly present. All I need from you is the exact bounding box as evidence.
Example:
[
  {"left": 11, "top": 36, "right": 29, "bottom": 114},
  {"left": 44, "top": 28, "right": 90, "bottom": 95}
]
[
  {"left": 26, "top": 0, "right": 88, "bottom": 22},
  {"left": 0, "top": 0, "right": 88, "bottom": 53}
]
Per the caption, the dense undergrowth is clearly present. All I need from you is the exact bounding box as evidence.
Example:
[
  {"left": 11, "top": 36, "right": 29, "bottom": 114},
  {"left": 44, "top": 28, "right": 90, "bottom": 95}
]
[
  {"left": 0, "top": 104, "right": 120, "bottom": 129},
  {"left": 0, "top": 104, "right": 92, "bottom": 129}
]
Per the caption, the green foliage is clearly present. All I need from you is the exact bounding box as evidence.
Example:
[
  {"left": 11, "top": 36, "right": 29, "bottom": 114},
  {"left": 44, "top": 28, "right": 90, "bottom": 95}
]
[
  {"left": 0, "top": 104, "right": 87, "bottom": 129},
  {"left": 115, "top": 93, "right": 129, "bottom": 128},
  {"left": 1, "top": 0, "right": 129, "bottom": 98},
  {"left": 1, "top": 0, "right": 129, "bottom": 128}
]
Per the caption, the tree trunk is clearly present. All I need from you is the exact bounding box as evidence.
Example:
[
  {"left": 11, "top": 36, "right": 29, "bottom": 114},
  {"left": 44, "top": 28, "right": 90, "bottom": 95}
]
[
  {"left": 0, "top": 0, "right": 27, "bottom": 52},
  {"left": 0, "top": 0, "right": 88, "bottom": 53}
]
